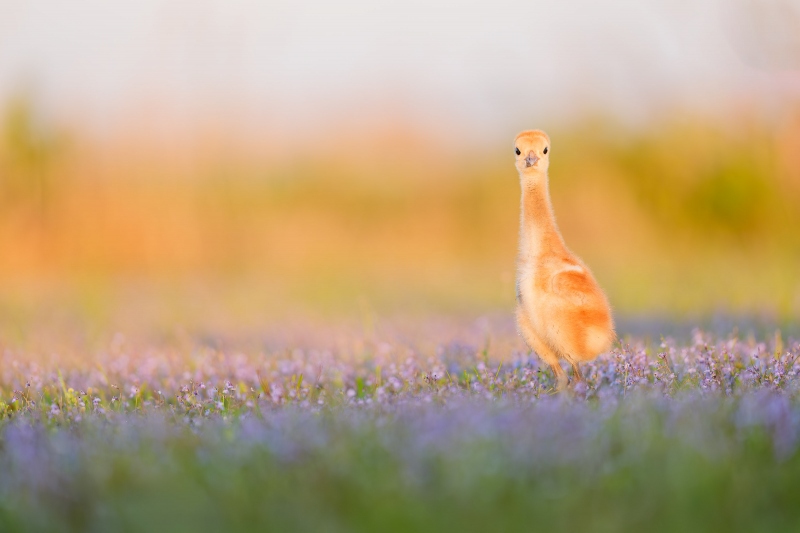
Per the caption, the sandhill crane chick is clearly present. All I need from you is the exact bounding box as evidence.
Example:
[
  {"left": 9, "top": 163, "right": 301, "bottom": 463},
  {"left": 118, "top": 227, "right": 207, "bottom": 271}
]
[{"left": 514, "top": 130, "right": 615, "bottom": 391}]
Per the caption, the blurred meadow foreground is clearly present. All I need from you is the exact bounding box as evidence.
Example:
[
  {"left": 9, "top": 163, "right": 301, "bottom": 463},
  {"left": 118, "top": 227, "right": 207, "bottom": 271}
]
[{"left": 3, "top": 2, "right": 800, "bottom": 532}]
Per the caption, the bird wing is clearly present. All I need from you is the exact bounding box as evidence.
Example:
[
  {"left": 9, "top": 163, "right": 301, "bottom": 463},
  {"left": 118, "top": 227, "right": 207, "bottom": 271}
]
[{"left": 550, "top": 268, "right": 593, "bottom": 306}]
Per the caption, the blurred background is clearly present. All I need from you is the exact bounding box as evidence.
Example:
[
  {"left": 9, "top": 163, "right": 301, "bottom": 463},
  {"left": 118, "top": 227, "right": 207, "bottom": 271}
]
[{"left": 1, "top": 0, "right": 799, "bottom": 336}]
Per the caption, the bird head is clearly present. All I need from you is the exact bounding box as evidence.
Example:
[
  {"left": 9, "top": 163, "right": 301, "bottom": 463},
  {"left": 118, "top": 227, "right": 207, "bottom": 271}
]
[{"left": 514, "top": 130, "right": 551, "bottom": 175}]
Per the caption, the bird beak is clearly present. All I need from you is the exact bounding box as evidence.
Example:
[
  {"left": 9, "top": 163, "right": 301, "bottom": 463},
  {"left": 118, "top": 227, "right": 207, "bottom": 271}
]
[{"left": 525, "top": 152, "right": 539, "bottom": 168}]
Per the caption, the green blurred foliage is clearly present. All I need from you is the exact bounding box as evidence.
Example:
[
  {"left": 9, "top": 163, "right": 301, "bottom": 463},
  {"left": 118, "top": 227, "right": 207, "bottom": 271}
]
[
  {"left": 551, "top": 116, "right": 798, "bottom": 243},
  {"left": 606, "top": 124, "right": 782, "bottom": 239},
  {"left": 0, "top": 94, "right": 67, "bottom": 215}
]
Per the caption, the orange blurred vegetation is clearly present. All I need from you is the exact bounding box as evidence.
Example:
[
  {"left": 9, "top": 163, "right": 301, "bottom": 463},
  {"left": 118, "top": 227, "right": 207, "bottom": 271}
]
[{"left": 1, "top": 95, "right": 800, "bottom": 326}]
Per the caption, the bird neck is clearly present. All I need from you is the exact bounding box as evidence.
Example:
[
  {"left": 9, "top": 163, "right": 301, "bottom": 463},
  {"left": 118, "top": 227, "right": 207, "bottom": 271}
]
[{"left": 518, "top": 172, "right": 565, "bottom": 257}]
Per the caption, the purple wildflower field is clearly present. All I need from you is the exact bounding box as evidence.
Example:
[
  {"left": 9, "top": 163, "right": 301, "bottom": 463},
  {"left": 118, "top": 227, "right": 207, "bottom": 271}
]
[
  {"left": 1, "top": 317, "right": 800, "bottom": 532},
  {"left": 3, "top": 318, "right": 798, "bottom": 417}
]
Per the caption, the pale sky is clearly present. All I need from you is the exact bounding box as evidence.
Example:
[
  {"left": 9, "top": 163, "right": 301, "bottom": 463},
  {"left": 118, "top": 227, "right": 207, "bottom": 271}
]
[{"left": 1, "top": 0, "right": 799, "bottom": 141}]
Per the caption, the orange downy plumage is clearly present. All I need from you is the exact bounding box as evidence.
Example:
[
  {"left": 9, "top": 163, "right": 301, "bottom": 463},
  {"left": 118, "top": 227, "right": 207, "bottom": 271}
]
[{"left": 514, "top": 130, "right": 615, "bottom": 391}]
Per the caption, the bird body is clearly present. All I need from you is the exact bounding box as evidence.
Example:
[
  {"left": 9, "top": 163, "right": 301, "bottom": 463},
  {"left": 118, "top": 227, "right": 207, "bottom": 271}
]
[{"left": 513, "top": 130, "right": 615, "bottom": 391}]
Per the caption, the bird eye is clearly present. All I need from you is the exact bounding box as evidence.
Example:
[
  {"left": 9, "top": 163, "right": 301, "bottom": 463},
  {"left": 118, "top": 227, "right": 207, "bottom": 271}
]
[
  {"left": 543, "top": 147, "right": 548, "bottom": 155},
  {"left": 515, "top": 148, "right": 521, "bottom": 156}
]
